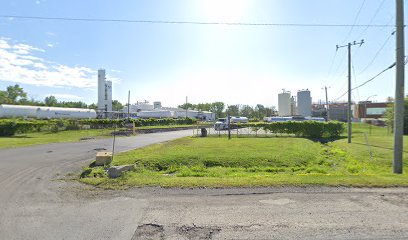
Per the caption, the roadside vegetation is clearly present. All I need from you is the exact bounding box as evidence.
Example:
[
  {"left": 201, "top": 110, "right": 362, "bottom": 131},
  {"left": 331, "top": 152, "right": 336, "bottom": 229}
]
[
  {"left": 81, "top": 123, "right": 408, "bottom": 188},
  {"left": 0, "top": 118, "right": 200, "bottom": 148}
]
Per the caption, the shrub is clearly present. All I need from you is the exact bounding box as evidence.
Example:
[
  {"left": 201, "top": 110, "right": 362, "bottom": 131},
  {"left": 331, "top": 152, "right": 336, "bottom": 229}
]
[{"left": 243, "top": 121, "right": 345, "bottom": 138}]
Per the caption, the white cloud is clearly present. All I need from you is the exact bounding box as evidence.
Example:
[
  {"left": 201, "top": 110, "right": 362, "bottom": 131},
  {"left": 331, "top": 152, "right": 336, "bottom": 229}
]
[
  {"left": 47, "top": 43, "right": 54, "bottom": 48},
  {"left": 47, "top": 94, "right": 84, "bottom": 100},
  {"left": 0, "top": 37, "right": 100, "bottom": 88}
]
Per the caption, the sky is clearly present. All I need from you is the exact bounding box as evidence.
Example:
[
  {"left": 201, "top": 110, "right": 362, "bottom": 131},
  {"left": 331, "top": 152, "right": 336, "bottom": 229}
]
[{"left": 0, "top": 0, "right": 403, "bottom": 108}]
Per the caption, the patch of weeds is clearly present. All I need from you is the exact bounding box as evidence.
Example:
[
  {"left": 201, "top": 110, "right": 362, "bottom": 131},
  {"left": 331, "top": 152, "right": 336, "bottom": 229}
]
[
  {"left": 305, "top": 166, "right": 328, "bottom": 174},
  {"left": 80, "top": 167, "right": 106, "bottom": 178}
]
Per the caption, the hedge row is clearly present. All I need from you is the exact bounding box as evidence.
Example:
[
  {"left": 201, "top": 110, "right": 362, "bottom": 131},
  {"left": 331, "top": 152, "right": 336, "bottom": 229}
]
[
  {"left": 0, "top": 118, "right": 198, "bottom": 136},
  {"left": 238, "top": 121, "right": 345, "bottom": 138},
  {"left": 0, "top": 119, "right": 48, "bottom": 136},
  {"left": 78, "top": 117, "right": 197, "bottom": 129}
]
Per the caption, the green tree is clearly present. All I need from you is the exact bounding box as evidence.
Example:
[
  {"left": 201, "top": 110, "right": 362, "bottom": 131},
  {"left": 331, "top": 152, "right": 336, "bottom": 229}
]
[
  {"left": 112, "top": 100, "right": 123, "bottom": 111},
  {"left": 386, "top": 98, "right": 408, "bottom": 134},
  {"left": 240, "top": 105, "right": 254, "bottom": 118},
  {"left": 227, "top": 105, "right": 239, "bottom": 116},
  {"left": 6, "top": 84, "right": 27, "bottom": 103},
  {"left": 178, "top": 103, "right": 194, "bottom": 110},
  {"left": 0, "top": 91, "right": 8, "bottom": 104},
  {"left": 210, "top": 102, "right": 225, "bottom": 118},
  {"left": 44, "top": 95, "right": 58, "bottom": 106}
]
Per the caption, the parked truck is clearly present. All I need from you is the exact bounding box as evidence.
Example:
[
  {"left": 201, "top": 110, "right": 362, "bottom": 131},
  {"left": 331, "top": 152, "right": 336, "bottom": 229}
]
[{"left": 214, "top": 116, "right": 249, "bottom": 131}]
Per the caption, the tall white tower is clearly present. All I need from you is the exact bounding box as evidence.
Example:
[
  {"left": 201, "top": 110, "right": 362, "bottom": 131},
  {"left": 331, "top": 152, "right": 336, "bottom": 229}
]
[{"left": 97, "top": 69, "right": 112, "bottom": 114}]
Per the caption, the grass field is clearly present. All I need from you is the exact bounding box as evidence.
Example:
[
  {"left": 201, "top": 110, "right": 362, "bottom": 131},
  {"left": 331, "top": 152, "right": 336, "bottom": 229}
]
[
  {"left": 81, "top": 123, "right": 408, "bottom": 188},
  {"left": 0, "top": 129, "right": 116, "bottom": 149}
]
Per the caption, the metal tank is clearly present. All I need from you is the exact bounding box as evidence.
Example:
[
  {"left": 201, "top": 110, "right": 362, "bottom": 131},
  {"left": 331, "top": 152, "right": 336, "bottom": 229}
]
[
  {"left": 297, "top": 89, "right": 312, "bottom": 117},
  {"left": 0, "top": 104, "right": 97, "bottom": 119},
  {"left": 278, "top": 91, "right": 291, "bottom": 116}
]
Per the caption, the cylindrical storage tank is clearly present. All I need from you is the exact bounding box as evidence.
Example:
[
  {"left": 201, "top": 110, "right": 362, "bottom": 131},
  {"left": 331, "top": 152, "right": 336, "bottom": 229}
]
[
  {"left": 297, "top": 90, "right": 312, "bottom": 117},
  {"left": 36, "top": 107, "right": 97, "bottom": 119},
  {"left": 278, "top": 91, "right": 291, "bottom": 116},
  {"left": 0, "top": 105, "right": 97, "bottom": 119},
  {"left": 0, "top": 104, "right": 38, "bottom": 118}
]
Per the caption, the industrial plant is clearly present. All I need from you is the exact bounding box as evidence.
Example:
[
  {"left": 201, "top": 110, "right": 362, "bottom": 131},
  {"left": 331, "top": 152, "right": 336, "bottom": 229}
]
[
  {"left": 0, "top": 69, "right": 215, "bottom": 120},
  {"left": 278, "top": 89, "right": 312, "bottom": 117}
]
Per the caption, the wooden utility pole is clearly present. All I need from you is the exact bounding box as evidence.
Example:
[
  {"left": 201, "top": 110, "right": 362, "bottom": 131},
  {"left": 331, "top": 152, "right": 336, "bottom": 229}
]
[
  {"left": 394, "top": 0, "right": 404, "bottom": 174},
  {"left": 336, "top": 40, "right": 364, "bottom": 143}
]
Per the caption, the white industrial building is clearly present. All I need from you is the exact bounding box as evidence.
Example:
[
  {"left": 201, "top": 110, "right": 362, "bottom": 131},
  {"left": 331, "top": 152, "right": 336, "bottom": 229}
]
[
  {"left": 97, "top": 69, "right": 112, "bottom": 115},
  {"left": 0, "top": 104, "right": 97, "bottom": 119},
  {"left": 123, "top": 101, "right": 215, "bottom": 120},
  {"left": 278, "top": 90, "right": 291, "bottom": 116},
  {"left": 297, "top": 89, "right": 312, "bottom": 117}
]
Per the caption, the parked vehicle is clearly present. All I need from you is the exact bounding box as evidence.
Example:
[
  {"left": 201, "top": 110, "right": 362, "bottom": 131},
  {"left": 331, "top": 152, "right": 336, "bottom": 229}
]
[{"left": 214, "top": 117, "right": 249, "bottom": 130}]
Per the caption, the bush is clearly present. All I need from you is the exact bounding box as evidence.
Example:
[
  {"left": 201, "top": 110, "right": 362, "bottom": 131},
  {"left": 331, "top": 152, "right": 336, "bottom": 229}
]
[
  {"left": 241, "top": 121, "right": 345, "bottom": 138},
  {"left": 0, "top": 119, "right": 48, "bottom": 136}
]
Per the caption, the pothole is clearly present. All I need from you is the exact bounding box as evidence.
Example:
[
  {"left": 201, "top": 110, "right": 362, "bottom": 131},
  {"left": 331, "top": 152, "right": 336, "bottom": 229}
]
[
  {"left": 177, "top": 225, "right": 221, "bottom": 240},
  {"left": 132, "top": 223, "right": 164, "bottom": 240}
]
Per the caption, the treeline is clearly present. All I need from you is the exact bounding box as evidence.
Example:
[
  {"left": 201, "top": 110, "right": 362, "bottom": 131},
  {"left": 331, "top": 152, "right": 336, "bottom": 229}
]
[
  {"left": 178, "top": 102, "right": 277, "bottom": 120},
  {"left": 0, "top": 84, "right": 123, "bottom": 110}
]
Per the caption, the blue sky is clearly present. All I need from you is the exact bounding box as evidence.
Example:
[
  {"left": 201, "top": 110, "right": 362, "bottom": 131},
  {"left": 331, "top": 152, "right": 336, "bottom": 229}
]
[{"left": 0, "top": 0, "right": 402, "bottom": 108}]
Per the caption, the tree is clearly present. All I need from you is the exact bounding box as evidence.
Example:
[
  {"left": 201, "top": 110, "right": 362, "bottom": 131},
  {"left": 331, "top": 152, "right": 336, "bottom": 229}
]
[
  {"left": 386, "top": 97, "right": 408, "bottom": 134},
  {"left": 6, "top": 84, "right": 26, "bottom": 103},
  {"left": 44, "top": 96, "right": 58, "bottom": 106},
  {"left": 240, "top": 105, "right": 254, "bottom": 118},
  {"left": 227, "top": 105, "right": 239, "bottom": 116},
  {"left": 88, "top": 103, "right": 97, "bottom": 110},
  {"left": 210, "top": 102, "right": 225, "bottom": 118},
  {"left": 178, "top": 103, "right": 194, "bottom": 110},
  {"left": 112, "top": 100, "right": 123, "bottom": 111},
  {"left": 0, "top": 91, "right": 8, "bottom": 104}
]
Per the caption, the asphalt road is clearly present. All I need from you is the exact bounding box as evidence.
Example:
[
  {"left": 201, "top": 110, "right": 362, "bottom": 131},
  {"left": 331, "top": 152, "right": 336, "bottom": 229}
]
[{"left": 0, "top": 130, "right": 408, "bottom": 240}]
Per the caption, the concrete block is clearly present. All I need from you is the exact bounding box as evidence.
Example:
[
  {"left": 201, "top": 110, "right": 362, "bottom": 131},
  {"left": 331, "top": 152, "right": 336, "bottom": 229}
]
[
  {"left": 95, "top": 152, "right": 112, "bottom": 166},
  {"left": 108, "top": 165, "right": 135, "bottom": 178}
]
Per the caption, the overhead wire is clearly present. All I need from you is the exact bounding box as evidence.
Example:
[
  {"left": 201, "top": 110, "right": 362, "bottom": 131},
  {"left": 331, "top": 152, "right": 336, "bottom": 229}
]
[
  {"left": 340, "top": 0, "right": 367, "bottom": 44},
  {"left": 334, "top": 62, "right": 397, "bottom": 101},
  {"left": 0, "top": 14, "right": 396, "bottom": 28}
]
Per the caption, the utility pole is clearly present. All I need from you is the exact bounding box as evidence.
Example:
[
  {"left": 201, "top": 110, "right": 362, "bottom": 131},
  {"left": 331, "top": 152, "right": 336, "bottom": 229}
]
[
  {"left": 394, "top": 0, "right": 404, "bottom": 174},
  {"left": 185, "top": 96, "right": 188, "bottom": 118},
  {"left": 323, "top": 86, "right": 330, "bottom": 120},
  {"left": 227, "top": 106, "right": 231, "bottom": 140},
  {"left": 336, "top": 39, "right": 364, "bottom": 143}
]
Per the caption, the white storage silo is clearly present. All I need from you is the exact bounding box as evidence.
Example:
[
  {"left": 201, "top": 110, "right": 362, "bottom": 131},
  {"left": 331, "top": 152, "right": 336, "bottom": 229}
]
[
  {"left": 297, "top": 89, "right": 312, "bottom": 117},
  {"left": 278, "top": 91, "right": 291, "bottom": 116},
  {"left": 97, "top": 69, "right": 112, "bottom": 113}
]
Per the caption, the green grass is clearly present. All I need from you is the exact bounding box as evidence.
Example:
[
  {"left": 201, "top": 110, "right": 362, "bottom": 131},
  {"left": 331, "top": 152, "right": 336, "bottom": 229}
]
[
  {"left": 0, "top": 129, "right": 116, "bottom": 149},
  {"left": 80, "top": 123, "right": 408, "bottom": 188},
  {"left": 136, "top": 124, "right": 210, "bottom": 130}
]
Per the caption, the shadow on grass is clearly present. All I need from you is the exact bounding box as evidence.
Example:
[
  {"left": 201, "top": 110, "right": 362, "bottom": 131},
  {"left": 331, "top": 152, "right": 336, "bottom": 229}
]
[{"left": 0, "top": 135, "right": 34, "bottom": 139}]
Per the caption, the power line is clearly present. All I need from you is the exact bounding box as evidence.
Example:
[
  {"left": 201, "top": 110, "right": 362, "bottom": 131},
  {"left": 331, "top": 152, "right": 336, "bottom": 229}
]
[
  {"left": 358, "top": 31, "right": 394, "bottom": 75},
  {"left": 0, "top": 15, "right": 396, "bottom": 27},
  {"left": 341, "top": 0, "right": 367, "bottom": 44},
  {"left": 334, "top": 62, "right": 396, "bottom": 100},
  {"left": 355, "top": 0, "right": 386, "bottom": 40}
]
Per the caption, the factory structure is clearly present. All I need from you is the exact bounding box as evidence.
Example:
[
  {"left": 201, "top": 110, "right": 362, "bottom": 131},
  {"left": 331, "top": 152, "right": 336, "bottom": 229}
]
[
  {"left": 0, "top": 69, "right": 215, "bottom": 120},
  {"left": 278, "top": 89, "right": 312, "bottom": 117},
  {"left": 122, "top": 101, "right": 215, "bottom": 121},
  {"left": 97, "top": 69, "right": 215, "bottom": 120}
]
